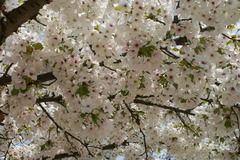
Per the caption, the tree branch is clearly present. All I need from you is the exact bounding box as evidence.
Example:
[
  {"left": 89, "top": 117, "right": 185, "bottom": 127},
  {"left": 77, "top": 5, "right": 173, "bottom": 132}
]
[
  {"left": 42, "top": 152, "right": 80, "bottom": 160},
  {"left": 160, "top": 46, "right": 180, "bottom": 59},
  {"left": 0, "top": 0, "right": 5, "bottom": 8},
  {"left": 0, "top": 71, "right": 56, "bottom": 86},
  {"left": 199, "top": 22, "right": 215, "bottom": 32},
  {"left": 173, "top": 36, "right": 190, "bottom": 45},
  {"left": 140, "top": 128, "right": 148, "bottom": 159},
  {"left": 133, "top": 99, "right": 195, "bottom": 116},
  {"left": 36, "top": 95, "right": 63, "bottom": 104},
  {"left": 0, "top": 0, "right": 53, "bottom": 46},
  {"left": 222, "top": 33, "right": 240, "bottom": 42},
  {"left": 37, "top": 103, "right": 94, "bottom": 157}
]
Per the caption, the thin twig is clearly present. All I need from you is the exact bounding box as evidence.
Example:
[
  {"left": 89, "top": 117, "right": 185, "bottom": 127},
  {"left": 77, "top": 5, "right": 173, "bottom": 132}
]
[
  {"left": 99, "top": 61, "right": 117, "bottom": 72},
  {"left": 231, "top": 107, "right": 240, "bottom": 134},
  {"left": 222, "top": 33, "right": 240, "bottom": 42},
  {"left": 160, "top": 46, "right": 180, "bottom": 59},
  {"left": 140, "top": 128, "right": 148, "bottom": 159},
  {"left": 3, "top": 141, "right": 12, "bottom": 160},
  {"left": 175, "top": 111, "right": 195, "bottom": 133}
]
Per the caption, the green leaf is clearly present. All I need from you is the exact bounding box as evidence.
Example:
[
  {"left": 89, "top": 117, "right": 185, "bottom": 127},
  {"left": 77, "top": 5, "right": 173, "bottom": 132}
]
[
  {"left": 138, "top": 111, "right": 145, "bottom": 116},
  {"left": 178, "top": 59, "right": 203, "bottom": 70},
  {"left": 11, "top": 87, "right": 20, "bottom": 96},
  {"left": 178, "top": 59, "right": 191, "bottom": 68},
  {"left": 194, "top": 46, "right": 202, "bottom": 54},
  {"left": 40, "top": 140, "right": 53, "bottom": 151},
  {"left": 178, "top": 51, "right": 185, "bottom": 55},
  {"left": 227, "top": 24, "right": 235, "bottom": 30},
  {"left": 173, "top": 83, "right": 178, "bottom": 89},
  {"left": 222, "top": 107, "right": 231, "bottom": 113},
  {"left": 146, "top": 13, "right": 158, "bottom": 22},
  {"left": 226, "top": 40, "right": 233, "bottom": 45},
  {"left": 172, "top": 48, "right": 179, "bottom": 52},
  {"left": 139, "top": 83, "right": 145, "bottom": 89},
  {"left": 163, "top": 59, "right": 172, "bottom": 65},
  {"left": 32, "top": 43, "right": 44, "bottom": 50},
  {"left": 91, "top": 113, "right": 99, "bottom": 125},
  {"left": 25, "top": 45, "right": 33, "bottom": 55},
  {"left": 22, "top": 75, "right": 34, "bottom": 84},
  {"left": 120, "top": 90, "right": 129, "bottom": 96},
  {"left": 213, "top": 108, "right": 220, "bottom": 114},
  {"left": 18, "top": 128, "right": 22, "bottom": 133},
  {"left": 75, "top": 82, "right": 90, "bottom": 97},
  {"left": 68, "top": 48, "right": 74, "bottom": 54},
  {"left": 224, "top": 119, "right": 232, "bottom": 128},
  {"left": 137, "top": 45, "right": 157, "bottom": 57},
  {"left": 114, "top": 6, "right": 122, "bottom": 11},
  {"left": 220, "top": 137, "right": 225, "bottom": 143},
  {"left": 180, "top": 98, "right": 187, "bottom": 103},
  {"left": 188, "top": 74, "right": 194, "bottom": 82},
  {"left": 166, "top": 31, "right": 172, "bottom": 39},
  {"left": 216, "top": 48, "right": 225, "bottom": 55},
  {"left": 94, "top": 25, "right": 100, "bottom": 31},
  {"left": 199, "top": 37, "right": 206, "bottom": 44},
  {"left": 27, "top": 106, "right": 34, "bottom": 110},
  {"left": 80, "top": 113, "right": 87, "bottom": 118}
]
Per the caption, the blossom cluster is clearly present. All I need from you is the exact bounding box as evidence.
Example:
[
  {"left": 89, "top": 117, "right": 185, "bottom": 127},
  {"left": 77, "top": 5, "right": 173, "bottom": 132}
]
[{"left": 0, "top": 0, "right": 239, "bottom": 159}]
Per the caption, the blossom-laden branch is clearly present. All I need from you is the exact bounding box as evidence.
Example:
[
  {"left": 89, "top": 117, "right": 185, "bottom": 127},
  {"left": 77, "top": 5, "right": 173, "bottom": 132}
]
[
  {"left": 37, "top": 103, "right": 94, "bottom": 157},
  {"left": 3, "top": 141, "right": 12, "bottom": 160},
  {"left": 123, "top": 101, "right": 149, "bottom": 160},
  {"left": 36, "top": 94, "right": 64, "bottom": 106},
  {"left": 133, "top": 99, "right": 195, "bottom": 116},
  {"left": 222, "top": 33, "right": 240, "bottom": 42},
  {"left": 37, "top": 101, "right": 138, "bottom": 158},
  {"left": 42, "top": 152, "right": 80, "bottom": 160},
  {"left": 0, "top": 71, "right": 56, "bottom": 86},
  {"left": 0, "top": 0, "right": 53, "bottom": 46}
]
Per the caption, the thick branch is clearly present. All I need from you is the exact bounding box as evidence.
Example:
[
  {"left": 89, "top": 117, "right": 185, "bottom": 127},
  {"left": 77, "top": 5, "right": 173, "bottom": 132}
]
[
  {"left": 0, "top": 0, "right": 5, "bottom": 8},
  {"left": 42, "top": 152, "right": 80, "bottom": 160},
  {"left": 36, "top": 95, "right": 63, "bottom": 104},
  {"left": 0, "top": 71, "right": 56, "bottom": 86},
  {"left": 133, "top": 99, "right": 195, "bottom": 116},
  {"left": 0, "top": 0, "right": 53, "bottom": 46},
  {"left": 173, "top": 36, "right": 190, "bottom": 45}
]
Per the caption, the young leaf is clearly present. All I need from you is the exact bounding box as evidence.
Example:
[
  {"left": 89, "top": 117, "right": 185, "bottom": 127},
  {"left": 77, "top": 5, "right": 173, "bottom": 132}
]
[
  {"left": 138, "top": 45, "right": 157, "bottom": 57},
  {"left": 224, "top": 119, "right": 232, "bottom": 128},
  {"left": 75, "top": 82, "right": 90, "bottom": 97},
  {"left": 114, "top": 6, "right": 122, "bottom": 11},
  {"left": 32, "top": 43, "right": 44, "bottom": 50}
]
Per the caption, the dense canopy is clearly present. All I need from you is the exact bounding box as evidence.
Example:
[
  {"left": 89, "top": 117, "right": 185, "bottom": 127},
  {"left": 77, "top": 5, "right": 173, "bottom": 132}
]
[{"left": 0, "top": 0, "right": 239, "bottom": 159}]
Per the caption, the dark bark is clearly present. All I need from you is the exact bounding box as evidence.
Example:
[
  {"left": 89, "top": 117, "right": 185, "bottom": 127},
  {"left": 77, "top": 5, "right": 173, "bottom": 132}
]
[
  {"left": 0, "top": 0, "right": 53, "bottom": 46},
  {"left": 0, "top": 71, "right": 56, "bottom": 86}
]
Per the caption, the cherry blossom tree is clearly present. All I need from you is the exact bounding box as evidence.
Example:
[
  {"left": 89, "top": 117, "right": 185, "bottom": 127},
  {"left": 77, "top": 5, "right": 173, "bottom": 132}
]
[{"left": 0, "top": 0, "right": 239, "bottom": 159}]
